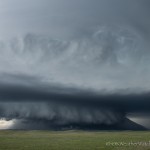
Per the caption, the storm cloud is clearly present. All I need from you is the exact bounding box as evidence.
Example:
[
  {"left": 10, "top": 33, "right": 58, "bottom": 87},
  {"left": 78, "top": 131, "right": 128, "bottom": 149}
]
[{"left": 0, "top": 0, "right": 150, "bottom": 130}]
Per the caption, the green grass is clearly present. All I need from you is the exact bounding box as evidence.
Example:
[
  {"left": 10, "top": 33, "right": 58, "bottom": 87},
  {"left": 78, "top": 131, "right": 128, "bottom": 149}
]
[{"left": 0, "top": 130, "right": 150, "bottom": 150}]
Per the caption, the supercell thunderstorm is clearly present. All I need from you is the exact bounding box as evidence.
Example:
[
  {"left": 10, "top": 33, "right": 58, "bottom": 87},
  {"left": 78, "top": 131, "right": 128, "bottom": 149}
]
[{"left": 0, "top": 0, "right": 150, "bottom": 129}]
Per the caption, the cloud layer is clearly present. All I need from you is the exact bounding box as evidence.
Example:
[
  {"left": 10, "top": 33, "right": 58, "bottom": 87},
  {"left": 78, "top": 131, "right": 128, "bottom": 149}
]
[{"left": 0, "top": 26, "right": 150, "bottom": 91}]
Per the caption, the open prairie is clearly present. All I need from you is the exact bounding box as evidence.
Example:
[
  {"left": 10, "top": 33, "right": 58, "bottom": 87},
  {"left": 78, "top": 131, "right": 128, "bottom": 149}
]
[{"left": 0, "top": 130, "right": 150, "bottom": 150}]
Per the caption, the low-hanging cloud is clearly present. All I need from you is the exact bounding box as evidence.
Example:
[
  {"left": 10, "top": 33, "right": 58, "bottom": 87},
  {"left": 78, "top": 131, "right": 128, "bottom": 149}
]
[{"left": 0, "top": 73, "right": 149, "bottom": 130}]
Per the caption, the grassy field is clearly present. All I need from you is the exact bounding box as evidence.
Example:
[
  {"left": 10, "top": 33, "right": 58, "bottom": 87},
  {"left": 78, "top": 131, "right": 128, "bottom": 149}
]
[{"left": 0, "top": 130, "right": 150, "bottom": 150}]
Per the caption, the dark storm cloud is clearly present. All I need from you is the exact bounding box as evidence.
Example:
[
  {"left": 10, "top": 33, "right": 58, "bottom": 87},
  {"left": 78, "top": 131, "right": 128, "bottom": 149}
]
[
  {"left": 0, "top": 28, "right": 150, "bottom": 129},
  {"left": 0, "top": 0, "right": 150, "bottom": 130},
  {"left": 0, "top": 74, "right": 124, "bottom": 128},
  {"left": 0, "top": 75, "right": 149, "bottom": 130},
  {"left": 0, "top": 73, "right": 149, "bottom": 130},
  {"left": 0, "top": 74, "right": 150, "bottom": 113}
]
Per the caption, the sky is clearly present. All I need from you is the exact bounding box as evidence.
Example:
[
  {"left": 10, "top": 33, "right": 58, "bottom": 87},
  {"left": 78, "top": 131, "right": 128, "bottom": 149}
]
[{"left": 0, "top": 0, "right": 150, "bottom": 130}]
